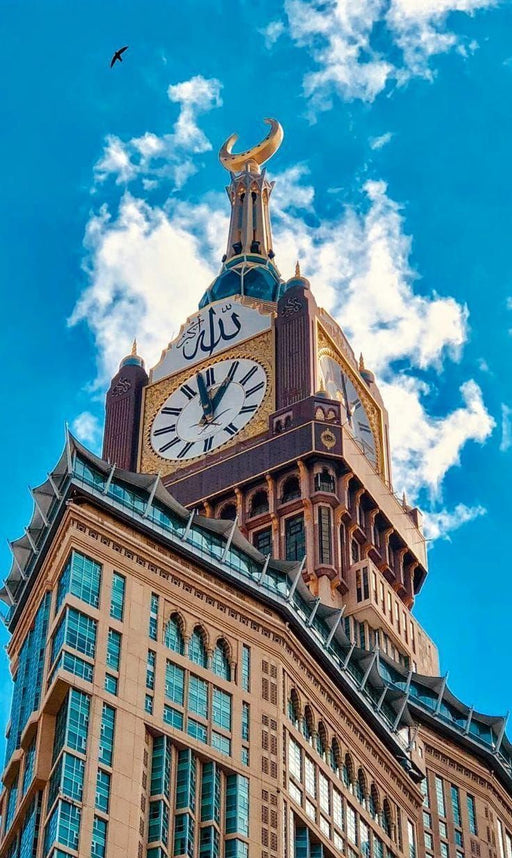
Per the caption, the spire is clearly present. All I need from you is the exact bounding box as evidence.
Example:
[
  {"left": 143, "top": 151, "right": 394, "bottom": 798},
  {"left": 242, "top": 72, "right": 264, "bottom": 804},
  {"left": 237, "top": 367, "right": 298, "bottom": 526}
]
[
  {"left": 219, "top": 118, "right": 283, "bottom": 262},
  {"left": 359, "top": 353, "right": 365, "bottom": 372},
  {"left": 119, "top": 339, "right": 144, "bottom": 369},
  {"left": 131, "top": 338, "right": 137, "bottom": 356},
  {"left": 295, "top": 260, "right": 301, "bottom": 277}
]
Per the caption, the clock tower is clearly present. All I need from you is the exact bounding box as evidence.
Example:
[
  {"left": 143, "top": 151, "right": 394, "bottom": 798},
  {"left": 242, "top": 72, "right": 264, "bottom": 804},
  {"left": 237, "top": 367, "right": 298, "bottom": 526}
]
[{"left": 103, "top": 119, "right": 437, "bottom": 676}]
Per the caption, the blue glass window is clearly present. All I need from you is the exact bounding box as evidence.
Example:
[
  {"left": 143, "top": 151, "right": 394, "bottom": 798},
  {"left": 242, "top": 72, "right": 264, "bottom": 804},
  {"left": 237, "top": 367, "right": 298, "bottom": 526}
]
[
  {"left": 50, "top": 753, "right": 85, "bottom": 807},
  {"left": 51, "top": 607, "right": 97, "bottom": 664},
  {"left": 145, "top": 694, "right": 153, "bottom": 714},
  {"left": 173, "top": 812, "right": 195, "bottom": 858},
  {"left": 49, "top": 651, "right": 93, "bottom": 686},
  {"left": 241, "top": 702, "right": 250, "bottom": 742},
  {"left": 225, "top": 840, "right": 248, "bottom": 858},
  {"left": 99, "top": 703, "right": 115, "bottom": 766},
  {"left": 53, "top": 689, "right": 90, "bottom": 764},
  {"left": 110, "top": 571, "right": 125, "bottom": 621},
  {"left": 104, "top": 674, "right": 118, "bottom": 695},
  {"left": 147, "top": 650, "right": 156, "bottom": 690},
  {"left": 56, "top": 551, "right": 101, "bottom": 613},
  {"left": 201, "top": 762, "right": 220, "bottom": 823},
  {"left": 106, "top": 628, "right": 121, "bottom": 670},
  {"left": 211, "top": 732, "right": 231, "bottom": 756},
  {"left": 43, "top": 799, "right": 81, "bottom": 853},
  {"left": 149, "top": 594, "right": 159, "bottom": 641},
  {"left": 95, "top": 770, "right": 111, "bottom": 813},
  {"left": 188, "top": 718, "right": 208, "bottom": 743},
  {"left": 176, "top": 749, "right": 196, "bottom": 812},
  {"left": 189, "top": 627, "right": 207, "bottom": 667},
  {"left": 211, "top": 640, "right": 230, "bottom": 680},
  {"left": 285, "top": 515, "right": 305, "bottom": 562},
  {"left": 5, "top": 778, "right": 18, "bottom": 832},
  {"left": 225, "top": 775, "right": 249, "bottom": 835},
  {"left": 151, "top": 735, "right": 171, "bottom": 799},
  {"left": 163, "top": 705, "right": 184, "bottom": 730},
  {"left": 188, "top": 675, "right": 208, "bottom": 718},
  {"left": 241, "top": 645, "right": 250, "bottom": 692},
  {"left": 164, "top": 614, "right": 184, "bottom": 654},
  {"left": 467, "top": 795, "right": 477, "bottom": 834},
  {"left": 165, "top": 661, "right": 185, "bottom": 706},
  {"left": 148, "top": 800, "right": 169, "bottom": 845},
  {"left": 22, "top": 736, "right": 36, "bottom": 796},
  {"left": 200, "top": 825, "right": 220, "bottom": 858},
  {"left": 241, "top": 747, "right": 249, "bottom": 766},
  {"left": 91, "top": 815, "right": 108, "bottom": 858},
  {"left": 212, "top": 688, "right": 231, "bottom": 731}
]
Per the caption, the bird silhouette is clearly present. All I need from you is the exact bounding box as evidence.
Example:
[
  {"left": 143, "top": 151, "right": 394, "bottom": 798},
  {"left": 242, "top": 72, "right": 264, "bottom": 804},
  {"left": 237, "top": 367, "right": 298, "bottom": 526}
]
[{"left": 110, "top": 46, "right": 128, "bottom": 68}]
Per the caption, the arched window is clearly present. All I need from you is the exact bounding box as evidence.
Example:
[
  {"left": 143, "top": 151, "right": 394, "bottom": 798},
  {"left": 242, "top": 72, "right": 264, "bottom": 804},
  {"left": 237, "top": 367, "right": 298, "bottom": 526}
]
[
  {"left": 212, "top": 639, "right": 231, "bottom": 681},
  {"left": 288, "top": 689, "right": 301, "bottom": 728},
  {"left": 317, "top": 721, "right": 328, "bottom": 760},
  {"left": 250, "top": 490, "right": 269, "bottom": 517},
  {"left": 369, "top": 784, "right": 380, "bottom": 821},
  {"left": 303, "top": 705, "right": 315, "bottom": 745},
  {"left": 343, "top": 753, "right": 354, "bottom": 789},
  {"left": 383, "top": 798, "right": 393, "bottom": 837},
  {"left": 164, "top": 613, "right": 184, "bottom": 654},
  {"left": 281, "top": 476, "right": 300, "bottom": 504},
  {"left": 189, "top": 626, "right": 207, "bottom": 667},
  {"left": 220, "top": 502, "right": 237, "bottom": 521},
  {"left": 357, "top": 768, "right": 367, "bottom": 806},
  {"left": 330, "top": 737, "right": 341, "bottom": 774},
  {"left": 314, "top": 468, "right": 335, "bottom": 493}
]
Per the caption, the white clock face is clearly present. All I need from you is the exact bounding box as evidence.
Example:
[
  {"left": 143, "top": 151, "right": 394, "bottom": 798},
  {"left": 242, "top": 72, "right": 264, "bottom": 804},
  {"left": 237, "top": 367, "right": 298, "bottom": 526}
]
[
  {"left": 320, "top": 355, "right": 377, "bottom": 467},
  {"left": 150, "top": 358, "right": 267, "bottom": 461}
]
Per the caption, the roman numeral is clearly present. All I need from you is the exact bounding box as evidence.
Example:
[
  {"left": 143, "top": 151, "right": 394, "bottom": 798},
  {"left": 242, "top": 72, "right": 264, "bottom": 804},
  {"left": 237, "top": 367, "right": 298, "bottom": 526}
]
[
  {"left": 203, "top": 436, "right": 214, "bottom": 453},
  {"left": 245, "top": 381, "right": 264, "bottom": 397},
  {"left": 205, "top": 367, "right": 215, "bottom": 386},
  {"left": 153, "top": 424, "right": 176, "bottom": 436},
  {"left": 177, "top": 442, "right": 194, "bottom": 458},
  {"left": 159, "top": 437, "right": 181, "bottom": 453},
  {"left": 224, "top": 422, "right": 238, "bottom": 436},
  {"left": 162, "top": 406, "right": 182, "bottom": 416},
  {"left": 240, "top": 404, "right": 257, "bottom": 414},
  {"left": 358, "top": 422, "right": 372, "bottom": 434},
  {"left": 180, "top": 383, "right": 196, "bottom": 400},
  {"left": 227, "top": 360, "right": 240, "bottom": 381},
  {"left": 240, "top": 365, "right": 258, "bottom": 386}
]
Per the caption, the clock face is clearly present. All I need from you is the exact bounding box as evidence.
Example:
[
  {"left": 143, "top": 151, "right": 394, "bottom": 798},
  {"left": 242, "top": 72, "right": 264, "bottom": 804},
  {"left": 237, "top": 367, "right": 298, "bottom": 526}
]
[
  {"left": 150, "top": 357, "right": 267, "bottom": 461},
  {"left": 320, "top": 355, "right": 377, "bottom": 467}
]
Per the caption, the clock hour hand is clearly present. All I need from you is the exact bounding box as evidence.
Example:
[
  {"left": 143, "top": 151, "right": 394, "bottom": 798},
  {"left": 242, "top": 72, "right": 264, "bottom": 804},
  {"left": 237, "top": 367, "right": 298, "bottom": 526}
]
[
  {"left": 211, "top": 377, "right": 230, "bottom": 414},
  {"left": 196, "top": 372, "right": 213, "bottom": 419}
]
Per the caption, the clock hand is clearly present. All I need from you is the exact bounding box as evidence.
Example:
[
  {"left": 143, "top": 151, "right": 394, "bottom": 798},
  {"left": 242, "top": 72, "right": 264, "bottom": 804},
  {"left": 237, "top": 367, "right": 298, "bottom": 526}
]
[
  {"left": 196, "top": 372, "right": 213, "bottom": 419},
  {"left": 211, "top": 377, "right": 230, "bottom": 414}
]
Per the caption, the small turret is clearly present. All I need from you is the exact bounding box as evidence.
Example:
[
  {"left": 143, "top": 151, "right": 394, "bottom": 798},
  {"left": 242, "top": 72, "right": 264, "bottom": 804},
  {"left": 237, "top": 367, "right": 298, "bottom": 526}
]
[{"left": 102, "top": 339, "right": 148, "bottom": 470}]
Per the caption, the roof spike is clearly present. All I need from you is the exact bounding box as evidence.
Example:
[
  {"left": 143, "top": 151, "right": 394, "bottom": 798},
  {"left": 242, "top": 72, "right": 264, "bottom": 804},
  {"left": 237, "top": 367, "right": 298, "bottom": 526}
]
[
  {"left": 6, "top": 539, "right": 27, "bottom": 580},
  {"left": 342, "top": 640, "right": 356, "bottom": 670},
  {"left": 287, "top": 556, "right": 307, "bottom": 602},
  {"left": 143, "top": 472, "right": 161, "bottom": 518},
  {"left": 494, "top": 712, "right": 509, "bottom": 756},
  {"left": 47, "top": 471, "right": 62, "bottom": 500},
  {"left": 131, "top": 338, "right": 137, "bottom": 356},
  {"left": 464, "top": 706, "right": 474, "bottom": 735},
  {"left": 258, "top": 553, "right": 271, "bottom": 584},
  {"left": 306, "top": 597, "right": 321, "bottom": 627},
  {"left": 360, "top": 647, "right": 379, "bottom": 691},
  {"left": 102, "top": 463, "right": 117, "bottom": 496},
  {"left": 325, "top": 606, "right": 345, "bottom": 648},
  {"left": 434, "top": 672, "right": 449, "bottom": 715},
  {"left": 182, "top": 509, "right": 196, "bottom": 542},
  {"left": 393, "top": 668, "right": 413, "bottom": 731},
  {"left": 221, "top": 516, "right": 239, "bottom": 562},
  {"left": 24, "top": 527, "right": 38, "bottom": 554},
  {"left": 29, "top": 486, "right": 49, "bottom": 527},
  {"left": 295, "top": 259, "right": 301, "bottom": 277},
  {"left": 359, "top": 352, "right": 365, "bottom": 371},
  {"left": 64, "top": 422, "right": 73, "bottom": 474}
]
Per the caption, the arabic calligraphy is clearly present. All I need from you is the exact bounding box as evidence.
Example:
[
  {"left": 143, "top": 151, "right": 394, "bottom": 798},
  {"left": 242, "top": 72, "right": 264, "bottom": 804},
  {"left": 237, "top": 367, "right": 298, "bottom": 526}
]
[{"left": 176, "top": 305, "right": 242, "bottom": 361}]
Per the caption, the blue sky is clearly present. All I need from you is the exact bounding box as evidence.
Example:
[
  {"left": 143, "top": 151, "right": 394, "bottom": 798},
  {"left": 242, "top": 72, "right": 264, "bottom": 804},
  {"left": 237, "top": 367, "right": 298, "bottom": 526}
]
[{"left": 1, "top": 0, "right": 511, "bottom": 742}]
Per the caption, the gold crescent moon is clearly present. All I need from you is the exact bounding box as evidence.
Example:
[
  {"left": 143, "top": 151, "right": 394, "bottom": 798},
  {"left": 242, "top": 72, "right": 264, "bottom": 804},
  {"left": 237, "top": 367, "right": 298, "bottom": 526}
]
[{"left": 219, "top": 118, "right": 284, "bottom": 172}]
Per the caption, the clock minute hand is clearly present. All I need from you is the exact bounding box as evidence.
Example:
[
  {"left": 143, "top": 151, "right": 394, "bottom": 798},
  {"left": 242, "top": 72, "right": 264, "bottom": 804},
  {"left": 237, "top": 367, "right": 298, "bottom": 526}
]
[
  {"left": 211, "top": 377, "right": 230, "bottom": 414},
  {"left": 196, "top": 372, "right": 213, "bottom": 419}
]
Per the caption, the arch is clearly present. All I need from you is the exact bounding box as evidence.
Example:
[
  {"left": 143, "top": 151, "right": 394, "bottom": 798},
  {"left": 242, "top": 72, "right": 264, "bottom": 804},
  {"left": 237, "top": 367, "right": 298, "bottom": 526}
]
[
  {"left": 189, "top": 625, "right": 208, "bottom": 667},
  {"left": 249, "top": 489, "right": 269, "bottom": 517},
  {"left": 357, "top": 767, "right": 368, "bottom": 805},
  {"left": 329, "top": 736, "right": 342, "bottom": 774},
  {"left": 343, "top": 752, "right": 354, "bottom": 788},
  {"left": 383, "top": 798, "right": 394, "bottom": 837},
  {"left": 281, "top": 475, "right": 300, "bottom": 504},
  {"left": 212, "top": 638, "right": 231, "bottom": 681},
  {"left": 315, "top": 406, "right": 325, "bottom": 421},
  {"left": 369, "top": 783, "right": 381, "bottom": 820},
  {"left": 164, "top": 613, "right": 185, "bottom": 654},
  {"left": 314, "top": 467, "right": 336, "bottom": 493},
  {"left": 219, "top": 502, "right": 237, "bottom": 521},
  {"left": 288, "top": 688, "right": 301, "bottom": 728},
  {"left": 317, "top": 721, "right": 328, "bottom": 760},
  {"left": 302, "top": 704, "right": 315, "bottom": 744}
]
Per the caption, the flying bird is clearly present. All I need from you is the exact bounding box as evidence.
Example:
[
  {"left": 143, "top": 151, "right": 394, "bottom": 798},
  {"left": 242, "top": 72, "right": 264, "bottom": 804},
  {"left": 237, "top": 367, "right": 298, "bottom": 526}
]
[{"left": 110, "top": 46, "right": 128, "bottom": 68}]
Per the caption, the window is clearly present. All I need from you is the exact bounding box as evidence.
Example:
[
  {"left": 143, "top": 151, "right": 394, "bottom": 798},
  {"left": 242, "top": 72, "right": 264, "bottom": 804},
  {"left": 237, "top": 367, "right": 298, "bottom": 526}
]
[
  {"left": 451, "top": 784, "right": 461, "bottom": 826},
  {"left": 241, "top": 702, "right": 250, "bottom": 742},
  {"left": 147, "top": 650, "right": 156, "bottom": 689},
  {"left": 212, "top": 688, "right": 231, "bottom": 730},
  {"left": 241, "top": 645, "right": 250, "bottom": 691},
  {"left": 467, "top": 794, "right": 477, "bottom": 834},
  {"left": 104, "top": 674, "right": 118, "bottom": 695},
  {"left": 106, "top": 629, "right": 121, "bottom": 670},
  {"left": 22, "top": 737, "right": 36, "bottom": 796},
  {"left": 149, "top": 593, "right": 159, "bottom": 641},
  {"left": 351, "top": 539, "right": 360, "bottom": 564},
  {"left": 188, "top": 719, "right": 208, "bottom": 743},
  {"left": 435, "top": 776, "right": 446, "bottom": 817},
  {"left": 56, "top": 551, "right": 101, "bottom": 613},
  {"left": 356, "top": 568, "right": 370, "bottom": 602},
  {"left": 189, "top": 627, "right": 207, "bottom": 667},
  {"left": 225, "top": 775, "right": 249, "bottom": 835},
  {"left": 305, "top": 756, "right": 316, "bottom": 797},
  {"left": 145, "top": 694, "right": 153, "bottom": 713},
  {"left": 151, "top": 736, "right": 171, "bottom": 799},
  {"left": 52, "top": 689, "right": 90, "bottom": 762},
  {"left": 95, "top": 770, "right": 111, "bottom": 813},
  {"left": 43, "top": 799, "right": 81, "bottom": 853},
  {"left": 165, "top": 661, "right": 185, "bottom": 706},
  {"left": 347, "top": 805, "right": 357, "bottom": 845},
  {"left": 164, "top": 614, "right": 184, "bottom": 654},
  {"left": 314, "top": 469, "right": 335, "bottom": 493},
  {"left": 201, "top": 761, "right": 220, "bottom": 824},
  {"left": 285, "top": 515, "right": 305, "bottom": 561},
  {"left": 408, "top": 821, "right": 417, "bottom": 858},
  {"left": 110, "top": 572, "right": 125, "bottom": 621},
  {"left": 281, "top": 476, "right": 301, "bottom": 504},
  {"left": 318, "top": 506, "right": 332, "bottom": 564},
  {"left": 253, "top": 527, "right": 272, "bottom": 556},
  {"left": 220, "top": 502, "right": 237, "bottom": 521},
  {"left": 176, "top": 749, "right": 196, "bottom": 811},
  {"left": 91, "top": 815, "right": 107, "bottom": 858},
  {"left": 212, "top": 640, "right": 231, "bottom": 681},
  {"left": 188, "top": 675, "right": 208, "bottom": 718},
  {"left": 164, "top": 706, "right": 183, "bottom": 729},
  {"left": 250, "top": 490, "right": 269, "bottom": 516},
  {"left": 211, "top": 732, "right": 231, "bottom": 756},
  {"left": 51, "top": 607, "right": 97, "bottom": 664},
  {"left": 98, "top": 703, "right": 115, "bottom": 766}
]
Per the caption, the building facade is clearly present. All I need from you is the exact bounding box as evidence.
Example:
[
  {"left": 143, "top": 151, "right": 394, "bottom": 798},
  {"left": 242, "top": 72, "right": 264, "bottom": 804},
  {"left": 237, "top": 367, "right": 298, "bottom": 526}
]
[{"left": 1, "top": 119, "right": 511, "bottom": 858}]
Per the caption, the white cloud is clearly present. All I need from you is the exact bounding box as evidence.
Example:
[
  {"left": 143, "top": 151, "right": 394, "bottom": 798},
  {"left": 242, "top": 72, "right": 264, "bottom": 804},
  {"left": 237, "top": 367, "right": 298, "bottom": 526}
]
[
  {"left": 72, "top": 411, "right": 102, "bottom": 449},
  {"left": 277, "top": 0, "right": 495, "bottom": 109},
  {"left": 500, "top": 403, "right": 512, "bottom": 452},
  {"left": 95, "top": 75, "right": 222, "bottom": 189},
  {"left": 370, "top": 132, "right": 394, "bottom": 150},
  {"left": 259, "top": 20, "right": 286, "bottom": 48},
  {"left": 422, "top": 502, "right": 486, "bottom": 541}
]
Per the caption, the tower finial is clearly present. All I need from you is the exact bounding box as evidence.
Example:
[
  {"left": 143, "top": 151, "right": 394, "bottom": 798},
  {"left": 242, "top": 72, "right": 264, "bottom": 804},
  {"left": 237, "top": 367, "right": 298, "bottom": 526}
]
[
  {"left": 295, "top": 260, "right": 301, "bottom": 278},
  {"left": 131, "top": 338, "right": 137, "bottom": 357},
  {"left": 219, "top": 118, "right": 284, "bottom": 174},
  {"left": 359, "top": 353, "right": 365, "bottom": 371}
]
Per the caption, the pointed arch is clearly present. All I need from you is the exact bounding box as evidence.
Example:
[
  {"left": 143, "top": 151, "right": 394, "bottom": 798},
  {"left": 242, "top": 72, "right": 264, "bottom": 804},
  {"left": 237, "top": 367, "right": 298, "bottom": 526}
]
[
  {"left": 303, "top": 704, "right": 315, "bottom": 744},
  {"left": 189, "top": 625, "right": 208, "bottom": 667},
  {"left": 219, "top": 502, "right": 237, "bottom": 521},
  {"left": 383, "top": 798, "right": 394, "bottom": 837},
  {"left": 369, "top": 783, "right": 381, "bottom": 820},
  {"left": 249, "top": 489, "right": 269, "bottom": 517},
  {"left": 164, "top": 612, "right": 185, "bottom": 654},
  {"left": 288, "top": 688, "right": 301, "bottom": 728},
  {"left": 317, "top": 721, "right": 328, "bottom": 760},
  {"left": 330, "top": 736, "right": 342, "bottom": 774},
  {"left": 281, "top": 475, "right": 301, "bottom": 504},
  {"left": 357, "top": 767, "right": 368, "bottom": 805},
  {"left": 212, "top": 638, "right": 231, "bottom": 681},
  {"left": 343, "top": 752, "right": 354, "bottom": 788}
]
